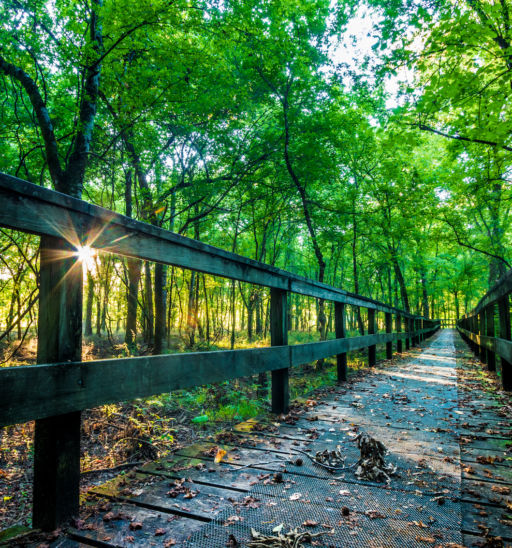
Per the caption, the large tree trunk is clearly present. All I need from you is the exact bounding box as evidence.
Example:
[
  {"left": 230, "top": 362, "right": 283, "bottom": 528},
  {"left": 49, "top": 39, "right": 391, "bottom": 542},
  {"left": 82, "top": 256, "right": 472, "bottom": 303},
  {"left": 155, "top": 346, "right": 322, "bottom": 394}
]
[
  {"left": 351, "top": 200, "right": 365, "bottom": 335},
  {"left": 392, "top": 257, "right": 410, "bottom": 313},
  {"left": 281, "top": 92, "right": 326, "bottom": 340}
]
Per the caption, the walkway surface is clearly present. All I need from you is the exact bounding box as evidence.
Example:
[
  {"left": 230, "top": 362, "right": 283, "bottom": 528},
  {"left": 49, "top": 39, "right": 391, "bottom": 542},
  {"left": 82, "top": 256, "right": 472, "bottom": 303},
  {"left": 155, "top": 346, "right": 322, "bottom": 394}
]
[{"left": 56, "top": 330, "right": 511, "bottom": 547}]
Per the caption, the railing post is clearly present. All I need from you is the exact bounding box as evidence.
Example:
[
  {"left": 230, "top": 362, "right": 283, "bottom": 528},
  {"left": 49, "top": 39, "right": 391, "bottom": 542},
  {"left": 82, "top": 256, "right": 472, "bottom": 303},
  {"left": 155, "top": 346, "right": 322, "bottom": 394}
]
[
  {"left": 271, "top": 287, "right": 289, "bottom": 414},
  {"left": 335, "top": 302, "right": 347, "bottom": 382},
  {"left": 33, "top": 235, "right": 83, "bottom": 530},
  {"left": 498, "top": 295, "right": 512, "bottom": 390},
  {"left": 479, "top": 311, "right": 487, "bottom": 364},
  {"left": 471, "top": 315, "right": 478, "bottom": 357},
  {"left": 405, "top": 317, "right": 410, "bottom": 350},
  {"left": 385, "top": 312, "right": 392, "bottom": 359},
  {"left": 485, "top": 304, "right": 496, "bottom": 372},
  {"left": 396, "top": 314, "right": 403, "bottom": 353},
  {"left": 368, "top": 308, "right": 376, "bottom": 366}
]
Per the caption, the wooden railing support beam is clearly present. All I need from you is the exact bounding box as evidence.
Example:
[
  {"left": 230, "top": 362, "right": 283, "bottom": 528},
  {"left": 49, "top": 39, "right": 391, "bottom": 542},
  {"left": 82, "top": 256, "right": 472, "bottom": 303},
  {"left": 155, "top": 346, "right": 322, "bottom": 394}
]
[
  {"left": 396, "top": 315, "right": 403, "bottom": 353},
  {"left": 271, "top": 288, "right": 289, "bottom": 414},
  {"left": 368, "top": 309, "right": 376, "bottom": 367},
  {"left": 385, "top": 312, "right": 392, "bottom": 359},
  {"left": 335, "top": 302, "right": 347, "bottom": 382},
  {"left": 479, "top": 311, "right": 487, "bottom": 365},
  {"left": 486, "top": 305, "right": 496, "bottom": 371},
  {"left": 33, "top": 235, "right": 82, "bottom": 531},
  {"left": 498, "top": 296, "right": 511, "bottom": 390}
]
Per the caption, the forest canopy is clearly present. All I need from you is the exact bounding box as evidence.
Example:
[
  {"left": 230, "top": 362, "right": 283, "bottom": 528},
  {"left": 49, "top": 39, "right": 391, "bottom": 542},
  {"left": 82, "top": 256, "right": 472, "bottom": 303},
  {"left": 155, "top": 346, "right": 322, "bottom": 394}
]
[{"left": 1, "top": 0, "right": 511, "bottom": 354}]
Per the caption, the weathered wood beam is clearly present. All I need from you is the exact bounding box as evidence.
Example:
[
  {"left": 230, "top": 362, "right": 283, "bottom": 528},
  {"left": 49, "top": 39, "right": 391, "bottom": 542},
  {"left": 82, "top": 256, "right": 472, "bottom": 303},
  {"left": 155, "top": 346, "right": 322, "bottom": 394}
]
[
  {"left": 0, "top": 330, "right": 433, "bottom": 428},
  {"left": 33, "top": 235, "right": 82, "bottom": 531},
  {"left": 271, "top": 288, "right": 289, "bottom": 414},
  {"left": 368, "top": 309, "right": 376, "bottom": 367},
  {"left": 458, "top": 327, "right": 512, "bottom": 365},
  {"left": 0, "top": 172, "right": 420, "bottom": 317},
  {"left": 335, "top": 302, "right": 347, "bottom": 382},
  {"left": 498, "top": 296, "right": 512, "bottom": 391}
]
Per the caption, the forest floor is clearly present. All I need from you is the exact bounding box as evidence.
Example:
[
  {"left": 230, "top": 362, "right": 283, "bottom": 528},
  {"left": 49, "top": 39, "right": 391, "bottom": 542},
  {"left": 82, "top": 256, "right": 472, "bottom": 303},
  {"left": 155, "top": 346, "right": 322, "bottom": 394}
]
[{"left": 0, "top": 330, "right": 369, "bottom": 532}]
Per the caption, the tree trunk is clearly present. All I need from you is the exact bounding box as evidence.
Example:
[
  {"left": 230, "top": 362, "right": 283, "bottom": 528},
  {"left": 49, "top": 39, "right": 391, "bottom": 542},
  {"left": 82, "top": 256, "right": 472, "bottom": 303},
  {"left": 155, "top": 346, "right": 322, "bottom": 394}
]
[
  {"left": 125, "top": 258, "right": 141, "bottom": 346},
  {"left": 392, "top": 257, "right": 410, "bottom": 313},
  {"left": 144, "top": 261, "right": 154, "bottom": 343}
]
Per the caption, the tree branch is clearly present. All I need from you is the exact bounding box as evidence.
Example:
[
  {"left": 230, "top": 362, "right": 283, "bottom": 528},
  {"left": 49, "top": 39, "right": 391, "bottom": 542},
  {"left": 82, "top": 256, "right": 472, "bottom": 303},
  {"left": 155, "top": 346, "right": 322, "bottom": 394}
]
[
  {"left": 0, "top": 54, "right": 63, "bottom": 185},
  {"left": 418, "top": 123, "right": 512, "bottom": 152}
]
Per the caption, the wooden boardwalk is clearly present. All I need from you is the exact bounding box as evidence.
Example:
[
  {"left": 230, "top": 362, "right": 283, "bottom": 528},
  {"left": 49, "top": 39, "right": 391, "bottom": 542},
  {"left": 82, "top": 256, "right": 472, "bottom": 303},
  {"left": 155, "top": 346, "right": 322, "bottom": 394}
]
[{"left": 40, "top": 329, "right": 508, "bottom": 548}]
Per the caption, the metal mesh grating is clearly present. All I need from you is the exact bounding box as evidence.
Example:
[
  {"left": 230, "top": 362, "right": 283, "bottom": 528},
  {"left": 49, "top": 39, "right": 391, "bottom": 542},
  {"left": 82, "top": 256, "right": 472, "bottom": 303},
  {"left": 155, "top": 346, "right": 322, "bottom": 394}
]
[{"left": 184, "top": 491, "right": 462, "bottom": 547}]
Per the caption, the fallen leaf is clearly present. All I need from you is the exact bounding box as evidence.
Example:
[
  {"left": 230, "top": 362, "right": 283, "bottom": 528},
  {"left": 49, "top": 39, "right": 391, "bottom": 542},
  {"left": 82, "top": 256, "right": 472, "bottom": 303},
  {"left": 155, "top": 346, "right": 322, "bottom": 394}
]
[
  {"left": 289, "top": 493, "right": 302, "bottom": 500},
  {"left": 224, "top": 515, "right": 243, "bottom": 526},
  {"left": 302, "top": 520, "right": 319, "bottom": 527},
  {"left": 415, "top": 535, "right": 435, "bottom": 543},
  {"left": 155, "top": 528, "right": 166, "bottom": 536},
  {"left": 491, "top": 485, "right": 511, "bottom": 494},
  {"left": 366, "top": 511, "right": 386, "bottom": 519},
  {"left": 214, "top": 448, "right": 227, "bottom": 463},
  {"left": 129, "top": 522, "right": 143, "bottom": 531},
  {"left": 164, "top": 539, "right": 177, "bottom": 547}
]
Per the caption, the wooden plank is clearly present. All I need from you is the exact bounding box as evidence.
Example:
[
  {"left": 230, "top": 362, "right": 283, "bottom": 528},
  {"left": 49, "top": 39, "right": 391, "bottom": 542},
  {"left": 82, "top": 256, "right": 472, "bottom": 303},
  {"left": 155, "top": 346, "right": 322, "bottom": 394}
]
[
  {"left": 33, "top": 235, "right": 82, "bottom": 531},
  {"left": 335, "top": 302, "right": 347, "bottom": 382},
  {"left": 271, "top": 288, "right": 289, "bottom": 414},
  {"left": 0, "top": 346, "right": 287, "bottom": 427},
  {"left": 289, "top": 333, "right": 396, "bottom": 366},
  {"left": 0, "top": 329, "right": 426, "bottom": 427},
  {"left": 458, "top": 327, "right": 512, "bottom": 365},
  {"left": 0, "top": 172, "right": 422, "bottom": 315},
  {"left": 472, "top": 268, "right": 512, "bottom": 316},
  {"left": 69, "top": 500, "right": 206, "bottom": 547}
]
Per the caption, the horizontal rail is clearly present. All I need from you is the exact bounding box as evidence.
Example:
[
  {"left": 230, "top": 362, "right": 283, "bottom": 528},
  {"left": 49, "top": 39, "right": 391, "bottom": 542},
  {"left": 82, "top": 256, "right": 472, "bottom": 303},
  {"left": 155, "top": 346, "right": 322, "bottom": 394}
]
[
  {"left": 471, "top": 269, "right": 512, "bottom": 317},
  {"left": 0, "top": 172, "right": 420, "bottom": 317},
  {"left": 457, "top": 327, "right": 512, "bottom": 364},
  {"left": 0, "top": 329, "right": 436, "bottom": 428}
]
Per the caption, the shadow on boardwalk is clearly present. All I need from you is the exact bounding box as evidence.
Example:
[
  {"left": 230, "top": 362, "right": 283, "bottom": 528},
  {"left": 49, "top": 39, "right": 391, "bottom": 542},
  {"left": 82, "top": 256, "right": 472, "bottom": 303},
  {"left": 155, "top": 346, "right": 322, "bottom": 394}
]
[{"left": 58, "top": 330, "right": 511, "bottom": 547}]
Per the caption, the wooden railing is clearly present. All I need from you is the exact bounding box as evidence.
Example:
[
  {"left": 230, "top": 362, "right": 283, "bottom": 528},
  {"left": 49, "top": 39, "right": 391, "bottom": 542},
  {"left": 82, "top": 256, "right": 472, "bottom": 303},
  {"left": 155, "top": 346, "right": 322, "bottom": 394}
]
[
  {"left": 457, "top": 270, "right": 512, "bottom": 392},
  {"left": 440, "top": 319, "right": 457, "bottom": 328},
  {"left": 0, "top": 172, "right": 440, "bottom": 530}
]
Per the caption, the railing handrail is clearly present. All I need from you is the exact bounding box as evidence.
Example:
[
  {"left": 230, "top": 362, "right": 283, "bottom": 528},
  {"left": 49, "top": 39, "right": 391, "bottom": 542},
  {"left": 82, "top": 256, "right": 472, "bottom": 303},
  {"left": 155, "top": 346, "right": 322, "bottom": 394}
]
[
  {"left": 0, "top": 171, "right": 426, "bottom": 320},
  {"left": 461, "top": 268, "right": 512, "bottom": 320}
]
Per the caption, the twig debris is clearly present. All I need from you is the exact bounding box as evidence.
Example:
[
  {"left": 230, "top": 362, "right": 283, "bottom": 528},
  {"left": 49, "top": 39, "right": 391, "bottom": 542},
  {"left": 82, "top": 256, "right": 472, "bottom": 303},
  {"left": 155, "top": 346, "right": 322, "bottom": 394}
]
[{"left": 354, "top": 432, "right": 397, "bottom": 483}]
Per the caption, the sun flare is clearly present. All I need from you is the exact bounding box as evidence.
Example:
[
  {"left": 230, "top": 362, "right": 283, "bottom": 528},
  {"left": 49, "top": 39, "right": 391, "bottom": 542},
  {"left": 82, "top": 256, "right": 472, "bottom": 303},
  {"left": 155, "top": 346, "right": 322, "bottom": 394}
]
[{"left": 75, "top": 245, "right": 96, "bottom": 270}]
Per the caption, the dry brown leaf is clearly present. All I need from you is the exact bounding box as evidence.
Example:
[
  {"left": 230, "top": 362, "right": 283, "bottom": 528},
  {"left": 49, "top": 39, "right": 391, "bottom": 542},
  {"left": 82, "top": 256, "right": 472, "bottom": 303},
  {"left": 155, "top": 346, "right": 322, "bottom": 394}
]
[{"left": 415, "top": 535, "right": 435, "bottom": 544}]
